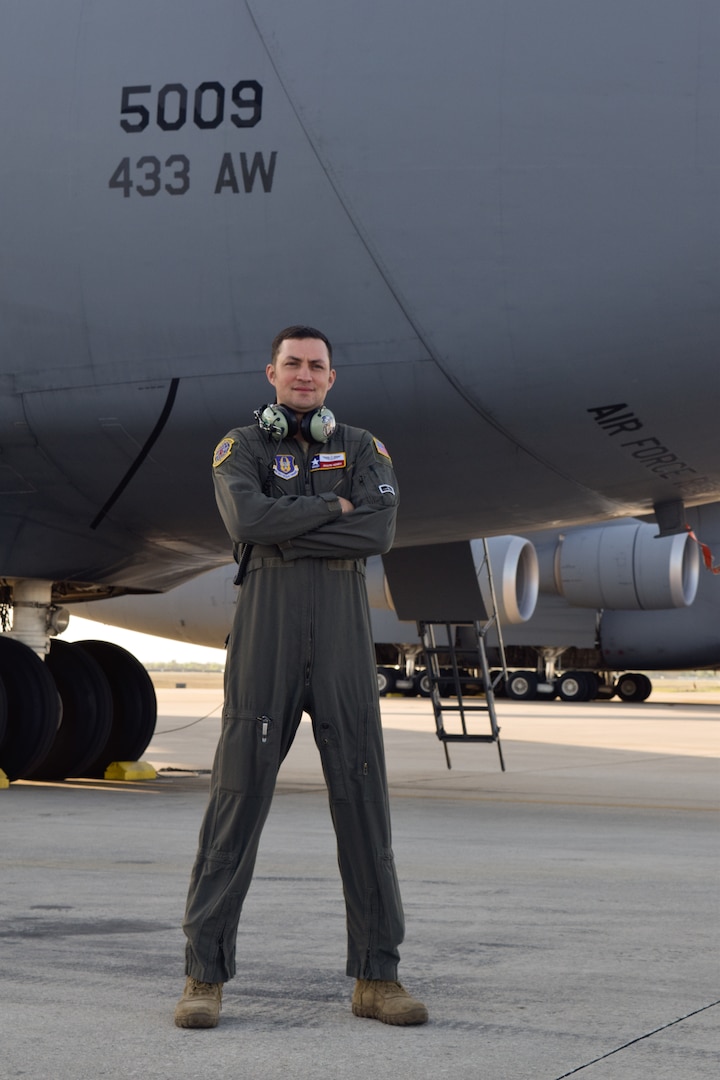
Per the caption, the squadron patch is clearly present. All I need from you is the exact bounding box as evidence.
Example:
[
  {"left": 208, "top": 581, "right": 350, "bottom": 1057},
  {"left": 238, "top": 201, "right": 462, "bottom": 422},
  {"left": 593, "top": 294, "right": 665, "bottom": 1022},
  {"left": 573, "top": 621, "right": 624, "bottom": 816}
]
[
  {"left": 212, "top": 438, "right": 234, "bottom": 467},
  {"left": 373, "top": 437, "right": 392, "bottom": 462},
  {"left": 310, "top": 452, "right": 347, "bottom": 471},
  {"left": 273, "top": 454, "right": 299, "bottom": 479}
]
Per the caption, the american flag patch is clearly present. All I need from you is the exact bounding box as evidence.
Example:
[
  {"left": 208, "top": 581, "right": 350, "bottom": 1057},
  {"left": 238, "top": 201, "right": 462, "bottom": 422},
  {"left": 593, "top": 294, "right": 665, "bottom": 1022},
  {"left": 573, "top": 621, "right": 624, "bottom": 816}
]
[{"left": 373, "top": 438, "right": 392, "bottom": 461}]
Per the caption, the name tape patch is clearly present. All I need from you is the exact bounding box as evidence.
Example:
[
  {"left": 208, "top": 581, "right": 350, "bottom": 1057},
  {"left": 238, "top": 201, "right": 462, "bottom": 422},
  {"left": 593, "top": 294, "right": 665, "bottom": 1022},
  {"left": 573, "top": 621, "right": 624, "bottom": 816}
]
[{"left": 310, "top": 452, "right": 347, "bottom": 471}]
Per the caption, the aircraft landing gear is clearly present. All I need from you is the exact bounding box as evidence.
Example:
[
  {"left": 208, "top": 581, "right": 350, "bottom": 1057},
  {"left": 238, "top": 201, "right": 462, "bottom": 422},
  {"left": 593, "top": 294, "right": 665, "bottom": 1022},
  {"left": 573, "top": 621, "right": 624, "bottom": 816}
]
[
  {"left": 0, "top": 679, "right": 6, "bottom": 753},
  {"left": 505, "top": 670, "right": 539, "bottom": 700},
  {"left": 75, "top": 640, "right": 157, "bottom": 776},
  {"left": 0, "top": 580, "right": 157, "bottom": 782},
  {"left": 615, "top": 672, "right": 652, "bottom": 702},
  {"left": 25, "top": 640, "right": 113, "bottom": 781},
  {"left": 556, "top": 670, "right": 595, "bottom": 702},
  {"left": 0, "top": 636, "right": 60, "bottom": 780},
  {"left": 0, "top": 636, "right": 157, "bottom": 781},
  {"left": 377, "top": 666, "right": 397, "bottom": 696}
]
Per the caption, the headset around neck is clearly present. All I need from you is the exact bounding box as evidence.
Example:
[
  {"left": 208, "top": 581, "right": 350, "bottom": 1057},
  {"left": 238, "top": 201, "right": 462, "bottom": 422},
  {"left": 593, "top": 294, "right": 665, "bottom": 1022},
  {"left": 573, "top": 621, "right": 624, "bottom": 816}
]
[{"left": 254, "top": 403, "right": 337, "bottom": 444}]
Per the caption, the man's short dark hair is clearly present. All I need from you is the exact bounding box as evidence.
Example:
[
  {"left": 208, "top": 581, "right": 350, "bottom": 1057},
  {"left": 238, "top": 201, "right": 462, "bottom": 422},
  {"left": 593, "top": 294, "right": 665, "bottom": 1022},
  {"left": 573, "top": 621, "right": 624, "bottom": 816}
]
[{"left": 271, "top": 325, "right": 333, "bottom": 364}]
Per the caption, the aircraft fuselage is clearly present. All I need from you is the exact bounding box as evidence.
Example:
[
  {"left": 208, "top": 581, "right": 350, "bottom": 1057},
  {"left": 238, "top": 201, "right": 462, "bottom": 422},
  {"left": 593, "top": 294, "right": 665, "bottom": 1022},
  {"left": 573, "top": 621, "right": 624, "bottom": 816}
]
[{"left": 1, "top": 2, "right": 719, "bottom": 592}]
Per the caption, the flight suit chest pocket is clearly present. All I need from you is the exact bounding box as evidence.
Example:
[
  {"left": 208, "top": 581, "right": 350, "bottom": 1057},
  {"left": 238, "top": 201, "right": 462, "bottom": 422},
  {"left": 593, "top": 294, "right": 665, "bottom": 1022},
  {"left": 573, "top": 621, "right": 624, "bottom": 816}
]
[{"left": 216, "top": 710, "right": 278, "bottom": 796}]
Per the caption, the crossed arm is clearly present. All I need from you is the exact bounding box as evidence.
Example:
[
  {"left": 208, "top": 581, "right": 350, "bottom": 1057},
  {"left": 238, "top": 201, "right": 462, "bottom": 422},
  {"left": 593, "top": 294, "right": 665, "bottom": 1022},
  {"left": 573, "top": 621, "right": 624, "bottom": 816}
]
[{"left": 213, "top": 429, "right": 399, "bottom": 560}]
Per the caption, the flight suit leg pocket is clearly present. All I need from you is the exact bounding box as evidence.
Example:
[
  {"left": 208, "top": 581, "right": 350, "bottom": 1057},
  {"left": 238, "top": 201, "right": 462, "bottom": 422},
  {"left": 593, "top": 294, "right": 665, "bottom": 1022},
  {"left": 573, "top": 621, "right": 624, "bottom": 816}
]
[
  {"left": 377, "top": 847, "right": 405, "bottom": 948},
  {"left": 215, "top": 710, "right": 280, "bottom": 796},
  {"left": 358, "top": 703, "right": 387, "bottom": 802},
  {"left": 317, "top": 721, "right": 350, "bottom": 804}
]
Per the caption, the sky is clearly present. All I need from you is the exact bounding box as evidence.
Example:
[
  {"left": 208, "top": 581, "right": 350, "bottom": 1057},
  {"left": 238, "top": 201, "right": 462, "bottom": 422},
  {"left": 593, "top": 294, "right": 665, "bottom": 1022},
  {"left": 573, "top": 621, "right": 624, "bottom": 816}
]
[{"left": 60, "top": 615, "right": 227, "bottom": 665}]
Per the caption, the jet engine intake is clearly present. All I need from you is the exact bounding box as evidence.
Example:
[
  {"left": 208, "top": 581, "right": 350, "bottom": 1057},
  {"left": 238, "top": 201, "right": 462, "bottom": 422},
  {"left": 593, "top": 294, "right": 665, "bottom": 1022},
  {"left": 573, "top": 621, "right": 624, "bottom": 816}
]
[
  {"left": 366, "top": 555, "right": 396, "bottom": 612},
  {"left": 471, "top": 536, "right": 539, "bottom": 624}
]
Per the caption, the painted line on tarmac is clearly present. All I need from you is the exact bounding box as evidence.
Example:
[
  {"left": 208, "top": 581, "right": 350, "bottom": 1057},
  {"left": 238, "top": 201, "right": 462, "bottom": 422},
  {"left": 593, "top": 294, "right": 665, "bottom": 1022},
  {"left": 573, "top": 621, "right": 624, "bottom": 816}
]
[{"left": 552, "top": 998, "right": 720, "bottom": 1078}]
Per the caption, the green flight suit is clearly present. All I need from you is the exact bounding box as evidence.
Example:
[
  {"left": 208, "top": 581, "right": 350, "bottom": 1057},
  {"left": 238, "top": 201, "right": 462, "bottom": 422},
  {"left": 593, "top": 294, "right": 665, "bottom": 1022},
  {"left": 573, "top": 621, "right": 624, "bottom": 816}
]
[{"left": 182, "top": 421, "right": 405, "bottom": 984}]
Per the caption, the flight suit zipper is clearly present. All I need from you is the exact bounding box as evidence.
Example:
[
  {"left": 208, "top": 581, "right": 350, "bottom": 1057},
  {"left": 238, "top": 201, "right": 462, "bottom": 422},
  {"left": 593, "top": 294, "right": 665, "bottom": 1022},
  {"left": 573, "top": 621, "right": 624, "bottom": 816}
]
[
  {"left": 303, "top": 446, "right": 313, "bottom": 494},
  {"left": 305, "top": 617, "right": 313, "bottom": 686},
  {"left": 303, "top": 445, "right": 315, "bottom": 686},
  {"left": 362, "top": 708, "right": 369, "bottom": 776}
]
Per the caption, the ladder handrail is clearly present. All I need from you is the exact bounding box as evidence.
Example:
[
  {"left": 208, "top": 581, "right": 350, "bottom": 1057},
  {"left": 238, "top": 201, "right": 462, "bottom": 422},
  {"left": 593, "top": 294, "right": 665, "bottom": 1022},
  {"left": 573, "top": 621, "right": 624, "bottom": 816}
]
[{"left": 419, "top": 615, "right": 506, "bottom": 772}]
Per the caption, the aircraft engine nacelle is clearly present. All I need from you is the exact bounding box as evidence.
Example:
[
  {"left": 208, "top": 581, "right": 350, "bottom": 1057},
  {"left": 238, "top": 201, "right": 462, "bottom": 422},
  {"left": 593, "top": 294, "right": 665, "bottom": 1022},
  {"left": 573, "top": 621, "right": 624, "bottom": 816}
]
[
  {"left": 546, "top": 523, "right": 699, "bottom": 610},
  {"left": 366, "top": 556, "right": 397, "bottom": 613},
  {"left": 599, "top": 601, "right": 720, "bottom": 669},
  {"left": 471, "top": 536, "right": 539, "bottom": 624}
]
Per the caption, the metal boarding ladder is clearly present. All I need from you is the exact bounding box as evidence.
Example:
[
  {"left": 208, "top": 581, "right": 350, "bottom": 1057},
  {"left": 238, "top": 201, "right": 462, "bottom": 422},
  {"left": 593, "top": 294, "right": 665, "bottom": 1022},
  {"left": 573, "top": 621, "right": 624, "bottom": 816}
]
[{"left": 418, "top": 540, "right": 508, "bottom": 771}]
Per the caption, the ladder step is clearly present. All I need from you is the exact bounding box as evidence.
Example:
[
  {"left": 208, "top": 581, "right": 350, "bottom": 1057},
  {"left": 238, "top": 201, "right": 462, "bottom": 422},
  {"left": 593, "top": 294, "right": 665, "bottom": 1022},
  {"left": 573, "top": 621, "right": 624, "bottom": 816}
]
[
  {"left": 437, "top": 733, "right": 497, "bottom": 743},
  {"left": 419, "top": 613, "right": 507, "bottom": 772},
  {"left": 433, "top": 703, "right": 492, "bottom": 711}
]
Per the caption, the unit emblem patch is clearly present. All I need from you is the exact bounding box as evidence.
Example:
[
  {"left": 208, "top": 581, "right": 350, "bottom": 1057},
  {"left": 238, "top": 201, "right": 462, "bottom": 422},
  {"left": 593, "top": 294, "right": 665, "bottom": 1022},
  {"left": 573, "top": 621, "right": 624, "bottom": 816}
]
[
  {"left": 373, "top": 437, "right": 392, "bottom": 461},
  {"left": 212, "top": 438, "right": 234, "bottom": 467},
  {"left": 273, "top": 454, "right": 299, "bottom": 479},
  {"left": 310, "top": 452, "right": 347, "bottom": 471}
]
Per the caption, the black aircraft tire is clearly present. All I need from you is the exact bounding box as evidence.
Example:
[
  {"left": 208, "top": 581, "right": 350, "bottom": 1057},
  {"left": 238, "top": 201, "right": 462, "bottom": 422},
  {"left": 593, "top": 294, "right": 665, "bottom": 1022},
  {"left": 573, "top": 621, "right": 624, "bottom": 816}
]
[
  {"left": 75, "top": 640, "right": 157, "bottom": 776},
  {"left": 415, "top": 671, "right": 433, "bottom": 698},
  {"left": 377, "top": 666, "right": 397, "bottom": 697},
  {"left": 26, "top": 640, "right": 114, "bottom": 781},
  {"left": 505, "top": 670, "right": 539, "bottom": 700},
  {"left": 0, "top": 637, "right": 61, "bottom": 781},
  {"left": 616, "top": 672, "right": 652, "bottom": 703},
  {"left": 0, "top": 676, "right": 7, "bottom": 755},
  {"left": 557, "top": 671, "right": 592, "bottom": 702}
]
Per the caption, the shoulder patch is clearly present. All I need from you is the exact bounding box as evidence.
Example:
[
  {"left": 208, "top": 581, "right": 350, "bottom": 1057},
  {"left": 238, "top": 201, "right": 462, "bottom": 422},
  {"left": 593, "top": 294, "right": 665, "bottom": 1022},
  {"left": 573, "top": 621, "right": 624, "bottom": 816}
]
[
  {"left": 212, "top": 437, "right": 235, "bottom": 468},
  {"left": 373, "top": 437, "right": 392, "bottom": 462}
]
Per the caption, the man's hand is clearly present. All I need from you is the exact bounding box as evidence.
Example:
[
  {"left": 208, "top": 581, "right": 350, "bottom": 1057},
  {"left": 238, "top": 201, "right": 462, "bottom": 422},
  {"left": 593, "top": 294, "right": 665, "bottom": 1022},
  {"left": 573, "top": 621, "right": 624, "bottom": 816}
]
[{"left": 338, "top": 497, "right": 355, "bottom": 514}]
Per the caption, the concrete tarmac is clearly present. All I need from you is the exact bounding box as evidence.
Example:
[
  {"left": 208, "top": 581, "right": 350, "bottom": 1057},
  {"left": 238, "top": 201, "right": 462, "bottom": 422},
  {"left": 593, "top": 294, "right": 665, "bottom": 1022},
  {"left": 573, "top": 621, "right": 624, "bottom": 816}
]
[{"left": 2, "top": 689, "right": 718, "bottom": 1079}]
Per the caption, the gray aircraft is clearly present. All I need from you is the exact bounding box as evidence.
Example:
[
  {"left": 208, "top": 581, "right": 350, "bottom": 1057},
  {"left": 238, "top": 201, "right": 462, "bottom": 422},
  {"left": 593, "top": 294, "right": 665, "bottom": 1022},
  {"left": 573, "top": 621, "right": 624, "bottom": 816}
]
[{"left": 2, "top": 2, "right": 720, "bottom": 780}]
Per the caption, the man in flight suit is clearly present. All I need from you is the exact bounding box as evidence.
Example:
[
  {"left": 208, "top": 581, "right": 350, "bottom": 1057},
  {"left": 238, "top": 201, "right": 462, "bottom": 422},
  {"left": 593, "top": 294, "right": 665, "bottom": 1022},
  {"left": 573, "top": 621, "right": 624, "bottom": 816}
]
[{"left": 175, "top": 325, "right": 428, "bottom": 1029}]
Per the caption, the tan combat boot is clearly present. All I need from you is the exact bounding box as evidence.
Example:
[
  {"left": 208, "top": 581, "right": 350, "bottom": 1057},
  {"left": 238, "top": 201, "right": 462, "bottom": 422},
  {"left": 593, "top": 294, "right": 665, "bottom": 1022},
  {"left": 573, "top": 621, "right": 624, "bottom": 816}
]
[
  {"left": 174, "top": 976, "right": 223, "bottom": 1028},
  {"left": 352, "top": 979, "right": 428, "bottom": 1026}
]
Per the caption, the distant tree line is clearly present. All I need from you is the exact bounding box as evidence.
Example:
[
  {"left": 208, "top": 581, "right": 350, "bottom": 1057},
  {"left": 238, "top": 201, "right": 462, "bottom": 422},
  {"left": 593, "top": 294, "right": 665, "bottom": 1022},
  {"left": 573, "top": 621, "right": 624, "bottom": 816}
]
[{"left": 144, "top": 661, "right": 224, "bottom": 672}]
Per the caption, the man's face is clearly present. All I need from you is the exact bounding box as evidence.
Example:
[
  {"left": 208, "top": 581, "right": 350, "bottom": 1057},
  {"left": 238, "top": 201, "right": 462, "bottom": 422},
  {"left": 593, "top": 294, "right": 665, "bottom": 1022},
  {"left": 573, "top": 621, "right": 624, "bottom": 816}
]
[{"left": 266, "top": 338, "right": 336, "bottom": 415}]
